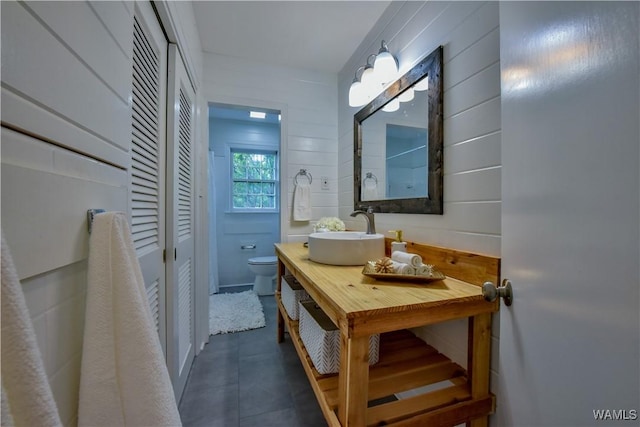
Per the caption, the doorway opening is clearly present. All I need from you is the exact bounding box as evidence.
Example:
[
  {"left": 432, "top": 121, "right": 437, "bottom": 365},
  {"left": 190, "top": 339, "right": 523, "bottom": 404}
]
[{"left": 207, "top": 103, "right": 282, "bottom": 296}]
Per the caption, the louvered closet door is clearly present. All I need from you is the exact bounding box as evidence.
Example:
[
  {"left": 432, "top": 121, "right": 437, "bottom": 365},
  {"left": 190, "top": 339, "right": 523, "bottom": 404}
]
[
  {"left": 129, "top": 1, "right": 168, "bottom": 356},
  {"left": 166, "top": 43, "right": 195, "bottom": 400}
]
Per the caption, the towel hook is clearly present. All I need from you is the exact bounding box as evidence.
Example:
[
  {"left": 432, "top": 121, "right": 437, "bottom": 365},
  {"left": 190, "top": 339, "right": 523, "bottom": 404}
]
[
  {"left": 294, "top": 169, "right": 312, "bottom": 185},
  {"left": 87, "top": 209, "right": 105, "bottom": 233}
]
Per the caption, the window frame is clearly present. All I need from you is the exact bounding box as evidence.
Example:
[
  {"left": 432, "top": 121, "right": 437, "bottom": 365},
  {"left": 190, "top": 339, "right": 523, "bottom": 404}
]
[{"left": 228, "top": 146, "right": 279, "bottom": 213}]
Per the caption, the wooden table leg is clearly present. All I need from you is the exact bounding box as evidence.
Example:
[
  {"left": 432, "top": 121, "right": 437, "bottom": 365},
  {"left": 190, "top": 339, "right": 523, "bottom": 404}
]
[
  {"left": 276, "top": 259, "right": 285, "bottom": 343},
  {"left": 338, "top": 329, "right": 369, "bottom": 426},
  {"left": 467, "top": 312, "right": 493, "bottom": 427},
  {"left": 277, "top": 308, "right": 285, "bottom": 343}
]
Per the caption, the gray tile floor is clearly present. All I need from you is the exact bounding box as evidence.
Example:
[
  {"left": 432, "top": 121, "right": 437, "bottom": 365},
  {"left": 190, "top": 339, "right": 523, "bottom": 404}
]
[{"left": 178, "top": 287, "right": 327, "bottom": 427}]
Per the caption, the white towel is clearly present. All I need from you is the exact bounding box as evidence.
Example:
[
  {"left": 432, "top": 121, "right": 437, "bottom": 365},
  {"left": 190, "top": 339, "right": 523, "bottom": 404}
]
[
  {"left": 416, "top": 264, "right": 434, "bottom": 276},
  {"left": 392, "top": 251, "right": 423, "bottom": 268},
  {"left": 1, "top": 385, "right": 15, "bottom": 426},
  {"left": 391, "top": 260, "right": 416, "bottom": 275},
  {"left": 1, "top": 231, "right": 62, "bottom": 427},
  {"left": 362, "top": 183, "right": 378, "bottom": 200},
  {"left": 78, "top": 212, "right": 181, "bottom": 427},
  {"left": 293, "top": 182, "right": 312, "bottom": 221}
]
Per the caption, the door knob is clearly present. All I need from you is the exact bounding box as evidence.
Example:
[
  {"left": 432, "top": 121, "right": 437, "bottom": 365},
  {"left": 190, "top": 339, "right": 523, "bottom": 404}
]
[{"left": 482, "top": 279, "right": 513, "bottom": 306}]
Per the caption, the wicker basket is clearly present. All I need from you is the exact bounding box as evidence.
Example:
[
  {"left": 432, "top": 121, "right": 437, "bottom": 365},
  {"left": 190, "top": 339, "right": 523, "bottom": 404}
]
[
  {"left": 298, "top": 300, "right": 379, "bottom": 374},
  {"left": 280, "top": 275, "right": 310, "bottom": 320}
]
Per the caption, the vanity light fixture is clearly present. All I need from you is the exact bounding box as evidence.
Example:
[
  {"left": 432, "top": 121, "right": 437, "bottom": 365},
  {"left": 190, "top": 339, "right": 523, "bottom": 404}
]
[{"left": 348, "top": 40, "right": 398, "bottom": 108}]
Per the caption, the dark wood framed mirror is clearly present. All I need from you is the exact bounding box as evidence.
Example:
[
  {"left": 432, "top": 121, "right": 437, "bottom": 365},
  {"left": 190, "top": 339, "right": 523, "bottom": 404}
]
[{"left": 354, "top": 45, "right": 443, "bottom": 214}]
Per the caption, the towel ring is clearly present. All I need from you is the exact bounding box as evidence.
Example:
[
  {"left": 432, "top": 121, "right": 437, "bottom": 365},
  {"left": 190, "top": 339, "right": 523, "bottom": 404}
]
[
  {"left": 294, "top": 169, "right": 312, "bottom": 185},
  {"left": 364, "top": 172, "right": 378, "bottom": 184}
]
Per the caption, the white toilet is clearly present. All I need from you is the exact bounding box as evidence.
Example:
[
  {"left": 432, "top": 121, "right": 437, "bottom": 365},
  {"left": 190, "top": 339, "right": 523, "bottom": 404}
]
[{"left": 248, "top": 256, "right": 278, "bottom": 295}]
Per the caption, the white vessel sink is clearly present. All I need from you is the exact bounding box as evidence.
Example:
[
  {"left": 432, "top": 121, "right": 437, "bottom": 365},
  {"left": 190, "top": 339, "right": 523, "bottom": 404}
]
[{"left": 308, "top": 231, "right": 385, "bottom": 266}]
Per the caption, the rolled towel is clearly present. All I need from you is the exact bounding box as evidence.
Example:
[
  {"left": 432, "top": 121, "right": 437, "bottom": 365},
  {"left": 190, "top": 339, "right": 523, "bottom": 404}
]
[
  {"left": 391, "top": 251, "right": 422, "bottom": 268},
  {"left": 416, "top": 264, "right": 434, "bottom": 276},
  {"left": 391, "top": 260, "right": 416, "bottom": 275}
]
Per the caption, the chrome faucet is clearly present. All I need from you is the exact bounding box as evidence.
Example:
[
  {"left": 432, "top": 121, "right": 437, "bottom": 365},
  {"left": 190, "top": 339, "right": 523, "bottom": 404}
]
[{"left": 350, "top": 207, "right": 376, "bottom": 234}]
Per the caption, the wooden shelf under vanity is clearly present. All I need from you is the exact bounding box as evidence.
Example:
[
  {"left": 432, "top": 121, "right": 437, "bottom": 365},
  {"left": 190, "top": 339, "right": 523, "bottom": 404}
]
[{"left": 274, "top": 241, "right": 500, "bottom": 427}]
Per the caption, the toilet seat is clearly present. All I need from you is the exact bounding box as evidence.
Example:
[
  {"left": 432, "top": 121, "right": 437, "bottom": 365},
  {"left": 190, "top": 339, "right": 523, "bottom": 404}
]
[{"left": 248, "top": 256, "right": 277, "bottom": 265}]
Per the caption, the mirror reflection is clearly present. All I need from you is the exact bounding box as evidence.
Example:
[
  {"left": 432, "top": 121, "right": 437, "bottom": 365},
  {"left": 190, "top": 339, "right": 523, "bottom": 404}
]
[
  {"left": 360, "top": 81, "right": 429, "bottom": 201},
  {"left": 354, "top": 46, "right": 443, "bottom": 214}
]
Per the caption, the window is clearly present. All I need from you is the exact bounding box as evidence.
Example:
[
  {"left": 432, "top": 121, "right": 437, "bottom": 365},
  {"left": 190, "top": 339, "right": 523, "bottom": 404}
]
[{"left": 231, "top": 149, "right": 278, "bottom": 211}]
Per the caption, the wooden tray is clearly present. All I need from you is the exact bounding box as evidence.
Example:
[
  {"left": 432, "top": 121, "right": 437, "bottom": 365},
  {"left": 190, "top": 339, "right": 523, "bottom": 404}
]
[{"left": 362, "top": 262, "right": 446, "bottom": 283}]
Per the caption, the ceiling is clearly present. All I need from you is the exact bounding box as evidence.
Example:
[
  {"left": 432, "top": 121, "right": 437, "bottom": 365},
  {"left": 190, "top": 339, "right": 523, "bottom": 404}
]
[{"left": 192, "top": 1, "right": 392, "bottom": 73}]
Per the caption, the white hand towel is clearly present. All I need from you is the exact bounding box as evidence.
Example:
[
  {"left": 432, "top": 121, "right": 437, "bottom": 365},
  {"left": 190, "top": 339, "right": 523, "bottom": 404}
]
[
  {"left": 293, "top": 182, "right": 312, "bottom": 221},
  {"left": 391, "top": 260, "right": 416, "bottom": 275},
  {"left": 416, "top": 264, "right": 434, "bottom": 276},
  {"left": 1, "top": 231, "right": 62, "bottom": 427},
  {"left": 1, "top": 385, "right": 15, "bottom": 426},
  {"left": 392, "top": 251, "right": 422, "bottom": 268},
  {"left": 362, "top": 187, "right": 378, "bottom": 200},
  {"left": 362, "top": 184, "right": 378, "bottom": 200},
  {"left": 78, "top": 212, "right": 181, "bottom": 427}
]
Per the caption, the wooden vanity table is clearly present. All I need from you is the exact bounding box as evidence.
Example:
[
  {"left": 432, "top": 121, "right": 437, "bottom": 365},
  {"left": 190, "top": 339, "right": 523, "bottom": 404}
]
[{"left": 275, "top": 241, "right": 499, "bottom": 426}]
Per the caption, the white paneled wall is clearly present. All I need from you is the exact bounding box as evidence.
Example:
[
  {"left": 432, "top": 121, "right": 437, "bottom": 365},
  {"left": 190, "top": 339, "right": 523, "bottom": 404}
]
[
  {"left": 1, "top": 0, "right": 133, "bottom": 168},
  {"left": 202, "top": 54, "right": 339, "bottom": 243},
  {"left": 1, "top": 1, "right": 204, "bottom": 424},
  {"left": 337, "top": 1, "right": 502, "bottom": 417}
]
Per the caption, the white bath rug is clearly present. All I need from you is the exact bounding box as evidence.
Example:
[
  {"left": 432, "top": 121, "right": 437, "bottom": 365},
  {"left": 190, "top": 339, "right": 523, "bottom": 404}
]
[{"left": 209, "top": 290, "right": 266, "bottom": 335}]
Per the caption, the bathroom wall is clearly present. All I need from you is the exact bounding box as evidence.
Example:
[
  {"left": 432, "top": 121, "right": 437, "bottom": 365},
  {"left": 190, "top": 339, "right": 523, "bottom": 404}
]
[
  {"left": 209, "top": 116, "right": 281, "bottom": 286},
  {"left": 337, "top": 0, "right": 502, "bottom": 409},
  {"left": 1, "top": 1, "right": 204, "bottom": 424},
  {"left": 201, "top": 53, "right": 339, "bottom": 243}
]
